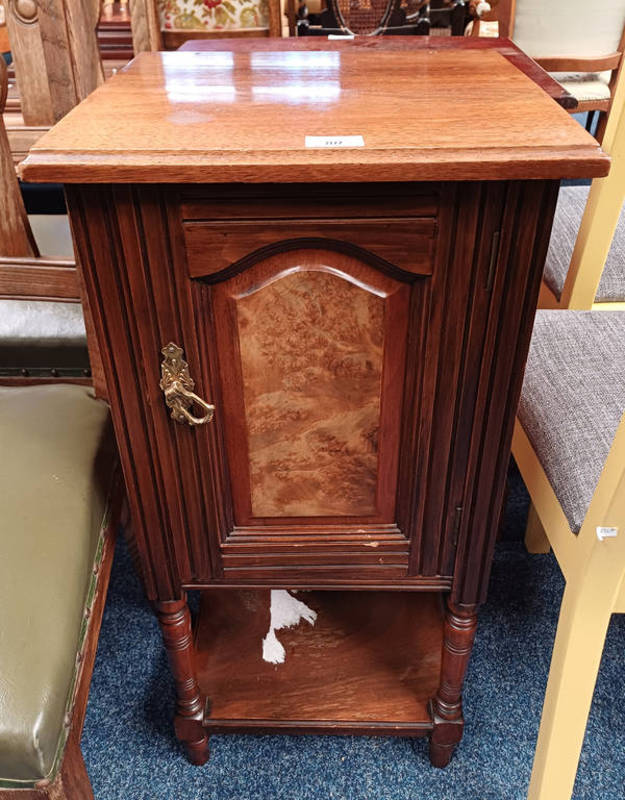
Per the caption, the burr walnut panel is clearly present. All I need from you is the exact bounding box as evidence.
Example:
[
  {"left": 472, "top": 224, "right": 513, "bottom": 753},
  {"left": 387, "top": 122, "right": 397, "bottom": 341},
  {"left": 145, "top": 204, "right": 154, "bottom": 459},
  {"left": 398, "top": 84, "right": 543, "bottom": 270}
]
[
  {"left": 210, "top": 248, "right": 411, "bottom": 526},
  {"left": 238, "top": 269, "right": 383, "bottom": 518}
]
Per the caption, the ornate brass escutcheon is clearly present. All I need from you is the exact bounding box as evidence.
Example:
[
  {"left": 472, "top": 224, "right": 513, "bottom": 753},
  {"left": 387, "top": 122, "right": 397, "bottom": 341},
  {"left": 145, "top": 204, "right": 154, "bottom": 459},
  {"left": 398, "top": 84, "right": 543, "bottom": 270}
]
[{"left": 159, "top": 342, "right": 215, "bottom": 427}]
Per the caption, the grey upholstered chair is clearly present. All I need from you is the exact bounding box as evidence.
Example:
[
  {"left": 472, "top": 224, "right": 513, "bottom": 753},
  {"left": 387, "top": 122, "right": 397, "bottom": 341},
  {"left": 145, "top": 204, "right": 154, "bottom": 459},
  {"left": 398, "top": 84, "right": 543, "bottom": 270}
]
[
  {"left": 538, "top": 59, "right": 625, "bottom": 311},
  {"left": 543, "top": 185, "right": 625, "bottom": 308},
  {"left": 512, "top": 310, "right": 625, "bottom": 800}
]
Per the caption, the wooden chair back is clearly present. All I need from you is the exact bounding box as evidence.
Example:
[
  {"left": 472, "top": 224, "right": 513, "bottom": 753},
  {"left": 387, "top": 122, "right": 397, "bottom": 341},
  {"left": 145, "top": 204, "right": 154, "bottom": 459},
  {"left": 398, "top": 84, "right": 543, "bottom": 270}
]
[
  {"left": 332, "top": 0, "right": 397, "bottom": 34},
  {"left": 470, "top": 0, "right": 625, "bottom": 141},
  {"left": 0, "top": 59, "right": 105, "bottom": 393},
  {"left": 3, "top": 0, "right": 104, "bottom": 126},
  {"left": 0, "top": 60, "right": 37, "bottom": 258},
  {"left": 471, "top": 1, "right": 625, "bottom": 66}
]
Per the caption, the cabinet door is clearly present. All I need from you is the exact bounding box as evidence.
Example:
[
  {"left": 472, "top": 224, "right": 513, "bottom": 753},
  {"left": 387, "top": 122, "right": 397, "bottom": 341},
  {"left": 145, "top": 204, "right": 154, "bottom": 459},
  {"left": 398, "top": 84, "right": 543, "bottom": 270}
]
[{"left": 180, "top": 210, "right": 438, "bottom": 584}]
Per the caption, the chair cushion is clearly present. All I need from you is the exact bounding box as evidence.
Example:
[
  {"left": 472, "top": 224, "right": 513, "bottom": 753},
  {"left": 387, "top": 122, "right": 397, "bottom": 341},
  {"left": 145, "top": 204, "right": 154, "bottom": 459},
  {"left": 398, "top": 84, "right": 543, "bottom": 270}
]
[
  {"left": 543, "top": 185, "right": 625, "bottom": 303},
  {"left": 28, "top": 215, "right": 74, "bottom": 260},
  {"left": 0, "top": 385, "right": 114, "bottom": 786},
  {"left": 550, "top": 71, "right": 612, "bottom": 103},
  {"left": 0, "top": 216, "right": 85, "bottom": 374},
  {"left": 512, "top": 2, "right": 625, "bottom": 59},
  {"left": 518, "top": 311, "right": 625, "bottom": 533},
  {"left": 0, "top": 300, "right": 88, "bottom": 374}
]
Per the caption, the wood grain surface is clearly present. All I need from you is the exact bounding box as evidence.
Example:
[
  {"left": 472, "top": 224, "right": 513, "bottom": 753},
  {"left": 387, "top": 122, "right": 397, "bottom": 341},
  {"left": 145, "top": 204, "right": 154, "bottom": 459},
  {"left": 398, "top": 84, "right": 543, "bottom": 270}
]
[
  {"left": 211, "top": 248, "right": 409, "bottom": 527},
  {"left": 195, "top": 589, "right": 443, "bottom": 732},
  {"left": 37, "top": 0, "right": 104, "bottom": 122},
  {"left": 50, "top": 39, "right": 581, "bottom": 764},
  {"left": 177, "top": 36, "right": 578, "bottom": 109},
  {"left": 21, "top": 45, "right": 608, "bottom": 183},
  {"left": 0, "top": 256, "right": 79, "bottom": 300},
  {"left": 63, "top": 174, "right": 561, "bottom": 764},
  {"left": 64, "top": 178, "right": 558, "bottom": 592},
  {"left": 3, "top": 0, "right": 55, "bottom": 126},
  {"left": 239, "top": 269, "right": 382, "bottom": 518},
  {"left": 183, "top": 218, "right": 436, "bottom": 279}
]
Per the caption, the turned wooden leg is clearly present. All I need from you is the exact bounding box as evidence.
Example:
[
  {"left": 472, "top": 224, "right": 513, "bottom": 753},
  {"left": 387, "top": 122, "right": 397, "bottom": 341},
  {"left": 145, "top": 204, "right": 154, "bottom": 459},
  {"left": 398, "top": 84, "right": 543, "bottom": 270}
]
[
  {"left": 156, "top": 597, "right": 210, "bottom": 765},
  {"left": 429, "top": 599, "right": 478, "bottom": 768}
]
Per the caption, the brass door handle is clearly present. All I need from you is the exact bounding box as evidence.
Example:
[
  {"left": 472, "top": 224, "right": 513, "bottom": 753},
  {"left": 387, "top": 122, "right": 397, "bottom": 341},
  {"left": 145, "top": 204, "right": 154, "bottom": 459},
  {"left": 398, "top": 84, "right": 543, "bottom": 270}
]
[{"left": 160, "top": 342, "right": 215, "bottom": 427}]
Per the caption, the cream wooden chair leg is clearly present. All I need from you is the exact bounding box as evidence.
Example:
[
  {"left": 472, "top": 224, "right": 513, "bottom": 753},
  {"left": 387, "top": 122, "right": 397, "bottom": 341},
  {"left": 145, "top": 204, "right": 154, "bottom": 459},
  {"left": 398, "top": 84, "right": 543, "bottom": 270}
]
[
  {"left": 527, "top": 541, "right": 625, "bottom": 800},
  {"left": 525, "top": 504, "right": 551, "bottom": 554}
]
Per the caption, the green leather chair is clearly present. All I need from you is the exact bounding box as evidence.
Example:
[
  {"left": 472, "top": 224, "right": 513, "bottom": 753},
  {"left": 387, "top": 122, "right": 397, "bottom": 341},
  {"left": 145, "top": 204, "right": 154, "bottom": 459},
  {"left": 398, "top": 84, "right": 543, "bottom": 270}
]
[
  {"left": 0, "top": 384, "right": 121, "bottom": 800},
  {"left": 1, "top": 54, "right": 119, "bottom": 797}
]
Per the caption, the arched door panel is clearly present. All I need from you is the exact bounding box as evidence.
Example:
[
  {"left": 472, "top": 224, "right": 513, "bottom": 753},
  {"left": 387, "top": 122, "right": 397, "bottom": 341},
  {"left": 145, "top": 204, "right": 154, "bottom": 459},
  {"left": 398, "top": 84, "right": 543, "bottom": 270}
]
[{"left": 208, "top": 248, "right": 411, "bottom": 527}]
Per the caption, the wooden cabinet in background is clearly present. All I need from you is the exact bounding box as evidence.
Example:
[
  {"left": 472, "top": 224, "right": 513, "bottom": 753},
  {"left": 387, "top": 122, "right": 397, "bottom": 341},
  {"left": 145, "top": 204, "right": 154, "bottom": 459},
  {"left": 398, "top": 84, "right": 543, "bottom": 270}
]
[{"left": 21, "top": 39, "right": 608, "bottom": 770}]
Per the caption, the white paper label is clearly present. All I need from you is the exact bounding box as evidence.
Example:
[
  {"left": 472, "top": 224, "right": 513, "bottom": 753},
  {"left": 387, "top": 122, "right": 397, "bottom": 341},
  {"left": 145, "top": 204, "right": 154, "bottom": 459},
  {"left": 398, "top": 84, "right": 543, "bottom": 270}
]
[
  {"left": 328, "top": 33, "right": 355, "bottom": 39},
  {"left": 597, "top": 526, "right": 619, "bottom": 542},
  {"left": 305, "top": 135, "right": 364, "bottom": 149}
]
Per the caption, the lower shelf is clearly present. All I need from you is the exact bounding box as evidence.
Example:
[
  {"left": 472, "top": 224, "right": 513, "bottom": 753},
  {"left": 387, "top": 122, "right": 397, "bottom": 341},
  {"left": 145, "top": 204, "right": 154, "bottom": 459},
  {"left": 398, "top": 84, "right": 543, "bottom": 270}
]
[{"left": 194, "top": 589, "right": 444, "bottom": 736}]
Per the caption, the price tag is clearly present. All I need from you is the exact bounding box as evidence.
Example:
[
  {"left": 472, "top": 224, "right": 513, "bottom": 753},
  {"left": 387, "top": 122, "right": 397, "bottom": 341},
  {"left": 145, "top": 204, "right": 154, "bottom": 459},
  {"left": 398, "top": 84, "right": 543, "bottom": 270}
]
[
  {"left": 305, "top": 135, "right": 365, "bottom": 148},
  {"left": 596, "top": 526, "right": 619, "bottom": 542}
]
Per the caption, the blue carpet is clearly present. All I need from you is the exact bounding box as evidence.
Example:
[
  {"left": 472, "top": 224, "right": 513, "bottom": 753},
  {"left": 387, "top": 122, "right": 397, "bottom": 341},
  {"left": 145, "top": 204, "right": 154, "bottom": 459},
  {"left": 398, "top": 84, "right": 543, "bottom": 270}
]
[{"left": 82, "top": 463, "right": 625, "bottom": 799}]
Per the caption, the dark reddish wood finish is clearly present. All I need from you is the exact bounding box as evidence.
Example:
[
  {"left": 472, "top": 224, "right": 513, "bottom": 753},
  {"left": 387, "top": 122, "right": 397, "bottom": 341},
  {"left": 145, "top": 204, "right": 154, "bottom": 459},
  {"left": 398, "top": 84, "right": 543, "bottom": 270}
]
[
  {"left": 66, "top": 180, "right": 556, "bottom": 591},
  {"left": 183, "top": 219, "right": 437, "bottom": 279},
  {"left": 195, "top": 590, "right": 443, "bottom": 735},
  {"left": 429, "top": 600, "right": 478, "bottom": 767},
  {"left": 155, "top": 598, "right": 210, "bottom": 765},
  {"left": 18, "top": 38, "right": 604, "bottom": 768},
  {"left": 62, "top": 176, "right": 560, "bottom": 766}
]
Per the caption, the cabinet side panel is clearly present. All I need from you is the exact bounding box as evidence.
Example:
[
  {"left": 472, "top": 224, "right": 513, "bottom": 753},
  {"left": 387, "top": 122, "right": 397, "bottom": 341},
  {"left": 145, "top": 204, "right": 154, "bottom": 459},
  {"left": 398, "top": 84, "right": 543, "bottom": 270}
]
[
  {"left": 452, "top": 179, "right": 561, "bottom": 605},
  {"left": 427, "top": 181, "right": 509, "bottom": 577},
  {"left": 403, "top": 182, "right": 484, "bottom": 577},
  {"left": 65, "top": 184, "right": 180, "bottom": 599}
]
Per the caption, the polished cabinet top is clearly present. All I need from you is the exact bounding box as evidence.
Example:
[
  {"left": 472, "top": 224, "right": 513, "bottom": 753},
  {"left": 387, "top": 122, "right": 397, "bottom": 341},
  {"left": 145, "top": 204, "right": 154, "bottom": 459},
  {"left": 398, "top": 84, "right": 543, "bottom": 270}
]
[{"left": 21, "top": 44, "right": 608, "bottom": 183}]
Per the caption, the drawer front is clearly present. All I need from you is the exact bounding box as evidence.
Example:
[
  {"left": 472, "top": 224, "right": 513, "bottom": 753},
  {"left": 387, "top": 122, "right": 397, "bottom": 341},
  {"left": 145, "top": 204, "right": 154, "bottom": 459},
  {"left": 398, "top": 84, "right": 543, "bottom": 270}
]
[
  {"left": 183, "top": 218, "right": 437, "bottom": 280},
  {"left": 179, "top": 184, "right": 439, "bottom": 221}
]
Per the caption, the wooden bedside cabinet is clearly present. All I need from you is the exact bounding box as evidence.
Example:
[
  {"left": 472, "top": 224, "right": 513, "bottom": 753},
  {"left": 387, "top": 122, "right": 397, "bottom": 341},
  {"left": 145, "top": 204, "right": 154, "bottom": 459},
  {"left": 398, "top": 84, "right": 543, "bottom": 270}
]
[{"left": 21, "top": 39, "right": 608, "bottom": 769}]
